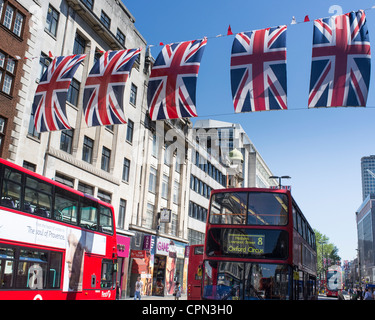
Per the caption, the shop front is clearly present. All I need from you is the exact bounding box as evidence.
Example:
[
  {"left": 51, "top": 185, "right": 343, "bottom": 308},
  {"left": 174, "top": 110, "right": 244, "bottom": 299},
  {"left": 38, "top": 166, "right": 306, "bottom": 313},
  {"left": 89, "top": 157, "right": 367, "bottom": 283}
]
[
  {"left": 116, "top": 235, "right": 131, "bottom": 299},
  {"left": 129, "top": 250, "right": 151, "bottom": 296},
  {"left": 126, "top": 231, "right": 188, "bottom": 297},
  {"left": 152, "top": 236, "right": 187, "bottom": 296}
]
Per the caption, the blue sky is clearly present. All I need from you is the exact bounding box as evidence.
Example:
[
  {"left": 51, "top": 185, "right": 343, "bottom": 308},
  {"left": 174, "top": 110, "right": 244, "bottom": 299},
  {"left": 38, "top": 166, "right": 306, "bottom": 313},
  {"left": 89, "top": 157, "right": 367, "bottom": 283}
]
[{"left": 124, "top": 0, "right": 375, "bottom": 261}]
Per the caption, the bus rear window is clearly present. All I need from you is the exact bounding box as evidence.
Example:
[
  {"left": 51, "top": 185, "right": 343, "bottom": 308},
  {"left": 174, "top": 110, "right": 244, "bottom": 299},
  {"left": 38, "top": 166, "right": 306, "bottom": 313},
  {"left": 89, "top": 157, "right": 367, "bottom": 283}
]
[{"left": 209, "top": 192, "right": 288, "bottom": 226}]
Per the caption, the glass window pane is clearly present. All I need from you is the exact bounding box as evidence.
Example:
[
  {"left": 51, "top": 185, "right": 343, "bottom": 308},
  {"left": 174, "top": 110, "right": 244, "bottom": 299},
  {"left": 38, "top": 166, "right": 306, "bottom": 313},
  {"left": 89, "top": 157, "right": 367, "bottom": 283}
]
[
  {"left": 24, "top": 177, "right": 52, "bottom": 217},
  {"left": 99, "top": 205, "right": 113, "bottom": 234},
  {"left": 80, "top": 197, "right": 98, "bottom": 230},
  {"left": 54, "top": 187, "right": 79, "bottom": 224},
  {"left": 210, "top": 192, "right": 247, "bottom": 224}
]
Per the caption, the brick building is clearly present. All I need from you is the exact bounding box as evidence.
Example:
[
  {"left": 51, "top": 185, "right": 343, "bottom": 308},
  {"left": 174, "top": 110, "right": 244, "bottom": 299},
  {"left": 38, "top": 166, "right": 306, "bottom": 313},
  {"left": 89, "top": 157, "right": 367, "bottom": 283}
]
[{"left": 0, "top": 0, "right": 30, "bottom": 159}]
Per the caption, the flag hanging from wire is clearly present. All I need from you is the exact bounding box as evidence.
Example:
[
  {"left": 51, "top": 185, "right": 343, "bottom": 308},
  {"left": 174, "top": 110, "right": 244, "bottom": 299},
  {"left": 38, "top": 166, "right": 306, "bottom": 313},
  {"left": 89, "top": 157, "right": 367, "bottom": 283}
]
[
  {"left": 32, "top": 54, "right": 86, "bottom": 132},
  {"left": 308, "top": 10, "right": 371, "bottom": 108},
  {"left": 147, "top": 39, "right": 207, "bottom": 120},
  {"left": 83, "top": 48, "right": 141, "bottom": 127},
  {"left": 230, "top": 26, "right": 288, "bottom": 112}
]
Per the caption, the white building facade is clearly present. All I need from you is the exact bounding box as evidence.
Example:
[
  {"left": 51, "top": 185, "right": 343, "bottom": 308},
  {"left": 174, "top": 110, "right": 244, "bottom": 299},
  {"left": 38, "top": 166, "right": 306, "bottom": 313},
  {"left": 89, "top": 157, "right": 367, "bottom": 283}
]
[{"left": 5, "top": 0, "right": 277, "bottom": 298}]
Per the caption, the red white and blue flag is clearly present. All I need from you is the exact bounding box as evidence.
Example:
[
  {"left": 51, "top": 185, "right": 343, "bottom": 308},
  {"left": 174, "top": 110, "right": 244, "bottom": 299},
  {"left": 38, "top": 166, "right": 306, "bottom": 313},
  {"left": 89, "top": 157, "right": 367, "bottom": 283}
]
[
  {"left": 230, "top": 26, "right": 287, "bottom": 112},
  {"left": 83, "top": 48, "right": 141, "bottom": 127},
  {"left": 32, "top": 54, "right": 86, "bottom": 132},
  {"left": 147, "top": 39, "right": 207, "bottom": 120},
  {"left": 308, "top": 10, "right": 371, "bottom": 108}
]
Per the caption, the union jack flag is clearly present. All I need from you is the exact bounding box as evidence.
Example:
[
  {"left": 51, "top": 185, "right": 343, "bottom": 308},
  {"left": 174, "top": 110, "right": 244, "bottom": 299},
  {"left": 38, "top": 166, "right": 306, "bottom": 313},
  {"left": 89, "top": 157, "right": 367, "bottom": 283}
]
[
  {"left": 83, "top": 48, "right": 141, "bottom": 127},
  {"left": 147, "top": 39, "right": 207, "bottom": 120},
  {"left": 230, "top": 26, "right": 287, "bottom": 112},
  {"left": 32, "top": 54, "right": 86, "bottom": 132},
  {"left": 308, "top": 10, "right": 371, "bottom": 108}
]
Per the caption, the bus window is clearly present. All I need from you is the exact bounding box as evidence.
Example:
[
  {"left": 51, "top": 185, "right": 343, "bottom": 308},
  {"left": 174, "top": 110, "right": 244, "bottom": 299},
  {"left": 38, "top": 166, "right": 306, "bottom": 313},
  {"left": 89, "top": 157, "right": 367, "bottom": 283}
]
[
  {"left": 1, "top": 167, "right": 22, "bottom": 209},
  {"left": 247, "top": 193, "right": 288, "bottom": 226},
  {"left": 209, "top": 192, "right": 247, "bottom": 224},
  {"left": 80, "top": 197, "right": 98, "bottom": 231},
  {"left": 24, "top": 176, "right": 52, "bottom": 217},
  {"left": 0, "top": 247, "right": 15, "bottom": 289},
  {"left": 54, "top": 187, "right": 79, "bottom": 225},
  {"left": 16, "top": 249, "right": 48, "bottom": 289},
  {"left": 99, "top": 205, "right": 113, "bottom": 234}
]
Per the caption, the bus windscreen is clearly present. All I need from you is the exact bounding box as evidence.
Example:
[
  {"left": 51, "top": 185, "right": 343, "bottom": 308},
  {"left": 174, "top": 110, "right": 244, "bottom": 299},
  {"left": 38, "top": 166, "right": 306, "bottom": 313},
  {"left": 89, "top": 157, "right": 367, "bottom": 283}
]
[{"left": 209, "top": 192, "right": 288, "bottom": 226}]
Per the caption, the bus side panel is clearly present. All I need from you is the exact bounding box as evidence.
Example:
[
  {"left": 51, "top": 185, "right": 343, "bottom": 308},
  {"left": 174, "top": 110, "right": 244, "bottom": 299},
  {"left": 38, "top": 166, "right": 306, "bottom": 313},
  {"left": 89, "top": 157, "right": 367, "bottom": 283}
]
[{"left": 187, "top": 245, "right": 203, "bottom": 300}]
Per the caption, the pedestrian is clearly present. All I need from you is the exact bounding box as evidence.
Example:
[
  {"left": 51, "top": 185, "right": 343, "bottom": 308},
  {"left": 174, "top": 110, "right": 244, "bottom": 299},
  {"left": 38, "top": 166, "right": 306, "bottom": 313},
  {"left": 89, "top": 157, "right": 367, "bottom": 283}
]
[
  {"left": 174, "top": 281, "right": 181, "bottom": 300},
  {"left": 351, "top": 288, "right": 358, "bottom": 300},
  {"left": 134, "top": 276, "right": 143, "bottom": 300},
  {"left": 364, "top": 288, "right": 373, "bottom": 300},
  {"left": 358, "top": 287, "right": 363, "bottom": 300},
  {"left": 116, "top": 281, "right": 121, "bottom": 300},
  {"left": 337, "top": 290, "right": 344, "bottom": 300}
]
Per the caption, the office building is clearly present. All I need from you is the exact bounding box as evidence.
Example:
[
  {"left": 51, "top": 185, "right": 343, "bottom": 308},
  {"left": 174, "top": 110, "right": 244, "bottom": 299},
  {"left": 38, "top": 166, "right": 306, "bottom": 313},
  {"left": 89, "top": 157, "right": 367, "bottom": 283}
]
[{"left": 361, "top": 155, "right": 375, "bottom": 200}]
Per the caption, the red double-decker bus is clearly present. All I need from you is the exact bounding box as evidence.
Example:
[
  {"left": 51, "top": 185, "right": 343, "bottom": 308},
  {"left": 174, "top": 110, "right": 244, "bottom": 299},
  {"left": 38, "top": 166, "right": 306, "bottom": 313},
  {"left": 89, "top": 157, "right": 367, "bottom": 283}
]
[
  {"left": 201, "top": 187, "right": 317, "bottom": 300},
  {"left": 0, "top": 158, "right": 117, "bottom": 300},
  {"left": 326, "top": 265, "right": 342, "bottom": 297},
  {"left": 187, "top": 244, "right": 204, "bottom": 300}
]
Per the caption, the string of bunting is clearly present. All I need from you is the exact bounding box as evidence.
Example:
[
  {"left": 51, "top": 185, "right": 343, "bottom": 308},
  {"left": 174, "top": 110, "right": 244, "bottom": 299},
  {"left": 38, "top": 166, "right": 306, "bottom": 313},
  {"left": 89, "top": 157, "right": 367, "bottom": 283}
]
[{"left": 28, "top": 6, "right": 374, "bottom": 131}]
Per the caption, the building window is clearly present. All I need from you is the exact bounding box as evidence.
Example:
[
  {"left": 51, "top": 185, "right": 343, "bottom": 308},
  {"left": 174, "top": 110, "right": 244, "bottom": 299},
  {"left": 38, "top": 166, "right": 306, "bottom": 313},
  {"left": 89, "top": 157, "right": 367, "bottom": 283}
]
[
  {"left": 100, "top": 10, "right": 110, "bottom": 29},
  {"left": 55, "top": 172, "right": 74, "bottom": 188},
  {"left": 170, "top": 213, "right": 178, "bottom": 236},
  {"left": 122, "top": 158, "right": 130, "bottom": 182},
  {"left": 38, "top": 52, "right": 51, "bottom": 81},
  {"left": 60, "top": 129, "right": 74, "bottom": 154},
  {"left": 73, "top": 33, "right": 86, "bottom": 55},
  {"left": 67, "top": 78, "right": 80, "bottom": 106},
  {"left": 78, "top": 181, "right": 94, "bottom": 195},
  {"left": 152, "top": 134, "right": 157, "bottom": 158},
  {"left": 22, "top": 161, "right": 36, "bottom": 172},
  {"left": 27, "top": 112, "right": 40, "bottom": 139},
  {"left": 173, "top": 181, "right": 180, "bottom": 204},
  {"left": 0, "top": 51, "right": 16, "bottom": 96},
  {"left": 3, "top": 4, "right": 13, "bottom": 30},
  {"left": 126, "top": 119, "right": 134, "bottom": 143},
  {"left": 97, "top": 189, "right": 111, "bottom": 203},
  {"left": 130, "top": 83, "right": 137, "bottom": 105},
  {"left": 0, "top": 116, "right": 5, "bottom": 153},
  {"left": 0, "top": 1, "right": 4, "bottom": 21},
  {"left": 0, "top": 1, "right": 24, "bottom": 38},
  {"left": 161, "top": 174, "right": 168, "bottom": 199},
  {"left": 82, "top": 136, "right": 93, "bottom": 163},
  {"left": 81, "top": 0, "right": 94, "bottom": 10},
  {"left": 101, "top": 146, "right": 111, "bottom": 172},
  {"left": 45, "top": 5, "right": 59, "bottom": 37},
  {"left": 118, "top": 199, "right": 126, "bottom": 229},
  {"left": 116, "top": 28, "right": 125, "bottom": 46},
  {"left": 148, "top": 167, "right": 157, "bottom": 193},
  {"left": 144, "top": 203, "right": 154, "bottom": 229},
  {"left": 13, "top": 12, "right": 23, "bottom": 37}
]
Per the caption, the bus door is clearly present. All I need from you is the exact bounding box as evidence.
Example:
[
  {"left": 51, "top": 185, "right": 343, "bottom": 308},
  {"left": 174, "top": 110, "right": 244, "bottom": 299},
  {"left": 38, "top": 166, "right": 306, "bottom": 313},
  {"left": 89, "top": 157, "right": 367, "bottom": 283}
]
[{"left": 187, "top": 245, "right": 203, "bottom": 300}]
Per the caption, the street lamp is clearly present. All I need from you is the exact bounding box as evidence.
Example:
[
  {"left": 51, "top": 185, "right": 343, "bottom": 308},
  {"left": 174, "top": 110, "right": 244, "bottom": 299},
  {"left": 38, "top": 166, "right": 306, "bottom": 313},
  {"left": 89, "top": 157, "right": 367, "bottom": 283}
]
[{"left": 269, "top": 175, "right": 291, "bottom": 188}]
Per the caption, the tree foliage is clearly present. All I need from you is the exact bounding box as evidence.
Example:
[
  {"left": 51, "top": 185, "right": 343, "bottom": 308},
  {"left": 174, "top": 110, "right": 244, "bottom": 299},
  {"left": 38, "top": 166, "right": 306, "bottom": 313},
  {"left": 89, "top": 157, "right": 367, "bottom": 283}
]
[{"left": 314, "top": 229, "right": 341, "bottom": 276}]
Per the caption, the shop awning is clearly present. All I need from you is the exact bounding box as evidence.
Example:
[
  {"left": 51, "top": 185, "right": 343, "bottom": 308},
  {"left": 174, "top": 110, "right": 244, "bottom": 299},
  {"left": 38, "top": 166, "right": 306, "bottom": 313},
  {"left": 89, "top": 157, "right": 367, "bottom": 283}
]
[{"left": 132, "top": 258, "right": 147, "bottom": 274}]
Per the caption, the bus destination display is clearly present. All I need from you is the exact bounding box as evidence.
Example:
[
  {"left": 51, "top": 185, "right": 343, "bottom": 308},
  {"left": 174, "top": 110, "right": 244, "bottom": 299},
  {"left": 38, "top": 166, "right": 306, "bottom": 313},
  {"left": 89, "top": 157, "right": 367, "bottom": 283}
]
[{"left": 225, "top": 233, "right": 265, "bottom": 255}]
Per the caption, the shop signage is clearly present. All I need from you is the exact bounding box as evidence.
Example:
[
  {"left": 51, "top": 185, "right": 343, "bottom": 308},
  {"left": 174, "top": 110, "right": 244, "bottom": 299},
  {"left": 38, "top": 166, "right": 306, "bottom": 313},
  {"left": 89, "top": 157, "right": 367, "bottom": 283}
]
[
  {"left": 143, "top": 235, "right": 156, "bottom": 254},
  {"left": 131, "top": 250, "right": 147, "bottom": 259},
  {"left": 116, "top": 235, "right": 131, "bottom": 258},
  {"left": 156, "top": 237, "right": 170, "bottom": 256}
]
